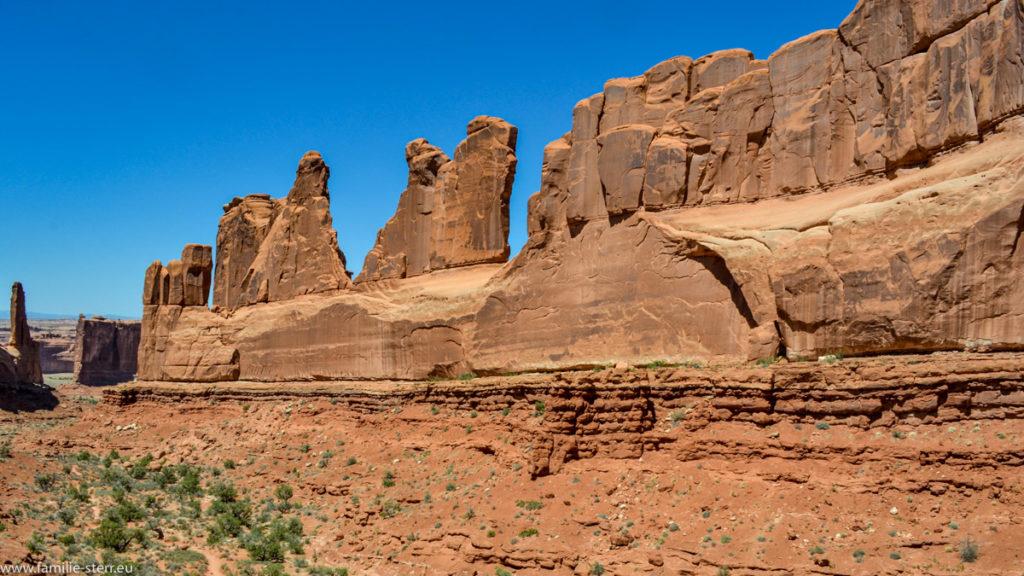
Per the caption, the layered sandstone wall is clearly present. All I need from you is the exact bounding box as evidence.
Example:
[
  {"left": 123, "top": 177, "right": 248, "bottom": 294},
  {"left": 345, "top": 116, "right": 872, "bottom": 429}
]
[
  {"left": 73, "top": 316, "right": 141, "bottom": 385},
  {"left": 137, "top": 0, "right": 1024, "bottom": 382}
]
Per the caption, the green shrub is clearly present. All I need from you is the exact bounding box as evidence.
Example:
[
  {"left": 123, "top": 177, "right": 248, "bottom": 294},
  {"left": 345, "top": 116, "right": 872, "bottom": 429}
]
[
  {"left": 515, "top": 500, "right": 544, "bottom": 511},
  {"left": 91, "top": 518, "right": 134, "bottom": 552},
  {"left": 457, "top": 373, "right": 477, "bottom": 381},
  {"left": 129, "top": 454, "right": 153, "bottom": 479},
  {"left": 589, "top": 562, "right": 606, "bottom": 575},
  {"left": 224, "top": 459, "right": 236, "bottom": 470},
  {"left": 57, "top": 507, "right": 77, "bottom": 526},
  {"left": 0, "top": 441, "right": 10, "bottom": 460},
  {"left": 67, "top": 483, "right": 90, "bottom": 503},
  {"left": 274, "top": 484, "right": 294, "bottom": 502},
  {"left": 382, "top": 471, "right": 395, "bottom": 488},
  {"left": 380, "top": 499, "right": 401, "bottom": 519},
  {"left": 960, "top": 539, "right": 979, "bottom": 563},
  {"left": 34, "top": 473, "right": 58, "bottom": 492},
  {"left": 518, "top": 528, "right": 539, "bottom": 538},
  {"left": 533, "top": 401, "right": 546, "bottom": 417},
  {"left": 815, "top": 422, "right": 831, "bottom": 430},
  {"left": 853, "top": 549, "right": 866, "bottom": 563},
  {"left": 26, "top": 532, "right": 47, "bottom": 555}
]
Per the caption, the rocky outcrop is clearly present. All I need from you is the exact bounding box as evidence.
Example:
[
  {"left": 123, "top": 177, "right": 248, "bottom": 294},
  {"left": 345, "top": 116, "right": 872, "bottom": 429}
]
[
  {"left": 0, "top": 283, "right": 42, "bottom": 385},
  {"left": 139, "top": 243, "right": 241, "bottom": 382},
  {"left": 212, "top": 152, "right": 351, "bottom": 310},
  {"left": 73, "top": 316, "right": 141, "bottom": 385},
  {"left": 136, "top": 0, "right": 1024, "bottom": 382},
  {"left": 359, "top": 116, "right": 518, "bottom": 281}
]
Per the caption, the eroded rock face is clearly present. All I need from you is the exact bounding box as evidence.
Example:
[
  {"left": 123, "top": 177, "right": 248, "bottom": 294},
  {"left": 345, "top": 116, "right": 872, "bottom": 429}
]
[
  {"left": 212, "top": 194, "right": 280, "bottom": 309},
  {"left": 237, "top": 152, "right": 351, "bottom": 305},
  {"left": 73, "top": 316, "right": 141, "bottom": 385},
  {"left": 137, "top": 0, "right": 1024, "bottom": 382},
  {"left": 529, "top": 0, "right": 1024, "bottom": 230},
  {"left": 359, "top": 116, "right": 518, "bottom": 281},
  {"left": 1, "top": 282, "right": 42, "bottom": 385}
]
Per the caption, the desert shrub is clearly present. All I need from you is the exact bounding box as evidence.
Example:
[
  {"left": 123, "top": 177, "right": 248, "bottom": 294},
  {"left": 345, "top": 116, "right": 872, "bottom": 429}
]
[
  {"left": 26, "top": 532, "right": 47, "bottom": 555},
  {"left": 380, "top": 499, "right": 401, "bottom": 519},
  {"left": 57, "top": 507, "right": 77, "bottom": 526},
  {"left": 35, "top": 473, "right": 59, "bottom": 492},
  {"left": 206, "top": 482, "right": 252, "bottom": 543},
  {"left": 275, "top": 484, "right": 293, "bottom": 502},
  {"left": 91, "top": 518, "right": 133, "bottom": 552},
  {"left": 174, "top": 465, "right": 202, "bottom": 497},
  {"left": 129, "top": 454, "right": 153, "bottom": 479},
  {"left": 518, "top": 528, "right": 539, "bottom": 538},
  {"left": 960, "top": 539, "right": 979, "bottom": 563},
  {"left": 515, "top": 500, "right": 543, "bottom": 511},
  {"left": 67, "top": 483, "right": 90, "bottom": 503},
  {"left": 589, "top": 562, "right": 606, "bottom": 575}
]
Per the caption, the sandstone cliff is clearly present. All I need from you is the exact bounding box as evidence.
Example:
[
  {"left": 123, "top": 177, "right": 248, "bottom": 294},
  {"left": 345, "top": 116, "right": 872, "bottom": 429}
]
[
  {"left": 138, "top": 0, "right": 1024, "bottom": 382},
  {"left": 360, "top": 116, "right": 518, "bottom": 281},
  {"left": 73, "top": 316, "right": 141, "bottom": 385},
  {"left": 212, "top": 151, "right": 351, "bottom": 310},
  {"left": 0, "top": 282, "right": 43, "bottom": 385}
]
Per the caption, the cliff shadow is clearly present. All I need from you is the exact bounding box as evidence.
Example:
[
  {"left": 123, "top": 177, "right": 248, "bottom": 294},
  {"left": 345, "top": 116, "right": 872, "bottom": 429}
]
[{"left": 0, "top": 382, "right": 60, "bottom": 413}]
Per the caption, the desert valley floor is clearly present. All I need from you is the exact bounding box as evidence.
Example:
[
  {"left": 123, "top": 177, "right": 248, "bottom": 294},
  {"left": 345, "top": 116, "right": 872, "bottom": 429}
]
[{"left": 2, "top": 353, "right": 1023, "bottom": 575}]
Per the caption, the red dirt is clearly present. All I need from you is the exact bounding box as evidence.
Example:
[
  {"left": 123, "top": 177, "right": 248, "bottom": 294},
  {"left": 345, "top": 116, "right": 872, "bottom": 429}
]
[{"left": 2, "top": 353, "right": 1024, "bottom": 575}]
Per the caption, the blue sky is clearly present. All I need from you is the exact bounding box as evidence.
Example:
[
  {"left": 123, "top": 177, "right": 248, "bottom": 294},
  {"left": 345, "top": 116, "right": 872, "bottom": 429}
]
[{"left": 0, "top": 0, "right": 858, "bottom": 318}]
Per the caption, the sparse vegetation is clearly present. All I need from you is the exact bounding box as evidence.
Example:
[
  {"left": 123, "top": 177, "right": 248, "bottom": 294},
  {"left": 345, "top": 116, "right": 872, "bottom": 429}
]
[
  {"left": 960, "top": 539, "right": 979, "bottom": 563},
  {"left": 515, "top": 500, "right": 544, "bottom": 511}
]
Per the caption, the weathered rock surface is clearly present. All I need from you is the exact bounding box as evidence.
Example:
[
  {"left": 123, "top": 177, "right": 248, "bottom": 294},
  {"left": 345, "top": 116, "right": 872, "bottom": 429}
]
[
  {"left": 137, "top": 0, "right": 1024, "bottom": 382},
  {"left": 233, "top": 152, "right": 351, "bottom": 307},
  {"left": 73, "top": 316, "right": 141, "bottom": 385},
  {"left": 1, "top": 283, "right": 42, "bottom": 385},
  {"left": 212, "top": 194, "right": 278, "bottom": 309},
  {"left": 360, "top": 116, "right": 518, "bottom": 281}
]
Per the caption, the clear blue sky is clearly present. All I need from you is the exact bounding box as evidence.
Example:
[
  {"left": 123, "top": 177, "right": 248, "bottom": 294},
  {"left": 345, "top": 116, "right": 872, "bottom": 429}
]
[{"left": 0, "top": 0, "right": 858, "bottom": 318}]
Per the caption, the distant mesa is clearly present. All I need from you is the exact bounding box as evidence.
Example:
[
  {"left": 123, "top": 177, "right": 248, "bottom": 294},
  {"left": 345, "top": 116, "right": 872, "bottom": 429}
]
[
  {"left": 73, "top": 315, "right": 141, "bottom": 386},
  {"left": 137, "top": 0, "right": 1024, "bottom": 383}
]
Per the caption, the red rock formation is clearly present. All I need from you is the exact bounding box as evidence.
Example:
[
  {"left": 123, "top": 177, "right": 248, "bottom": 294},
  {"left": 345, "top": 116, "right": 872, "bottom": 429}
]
[
  {"left": 136, "top": 0, "right": 1024, "bottom": 382},
  {"left": 360, "top": 116, "right": 518, "bottom": 281},
  {"left": 73, "top": 315, "right": 141, "bottom": 385},
  {"left": 212, "top": 194, "right": 278, "bottom": 310},
  {"left": 234, "top": 152, "right": 351, "bottom": 307},
  {"left": 0, "top": 282, "right": 42, "bottom": 385}
]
